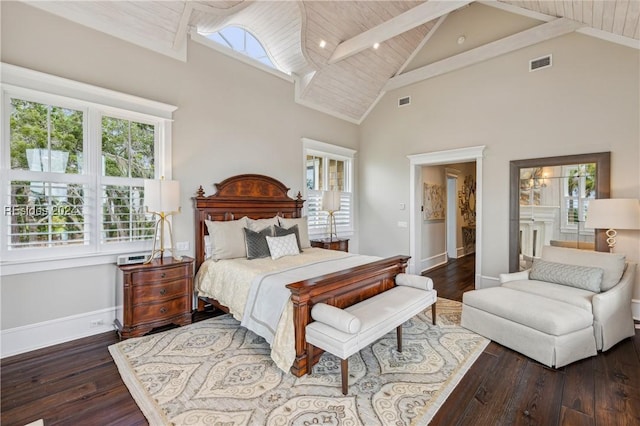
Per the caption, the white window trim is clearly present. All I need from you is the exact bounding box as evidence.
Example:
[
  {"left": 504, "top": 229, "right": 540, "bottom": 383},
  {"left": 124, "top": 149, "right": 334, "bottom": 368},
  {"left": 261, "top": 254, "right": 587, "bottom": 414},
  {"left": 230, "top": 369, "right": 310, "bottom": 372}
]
[
  {"left": 302, "top": 138, "right": 356, "bottom": 239},
  {"left": 1, "top": 63, "right": 177, "bottom": 276}
]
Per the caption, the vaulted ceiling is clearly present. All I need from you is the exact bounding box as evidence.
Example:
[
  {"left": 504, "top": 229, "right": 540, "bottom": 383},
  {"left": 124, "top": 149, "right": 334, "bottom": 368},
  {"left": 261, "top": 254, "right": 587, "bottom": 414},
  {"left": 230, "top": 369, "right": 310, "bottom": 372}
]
[{"left": 25, "top": 1, "right": 640, "bottom": 124}]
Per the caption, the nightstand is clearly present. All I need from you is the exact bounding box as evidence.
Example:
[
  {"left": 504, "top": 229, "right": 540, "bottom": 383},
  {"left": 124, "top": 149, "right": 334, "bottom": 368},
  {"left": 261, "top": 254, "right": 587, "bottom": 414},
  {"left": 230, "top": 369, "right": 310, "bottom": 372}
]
[
  {"left": 310, "top": 238, "right": 349, "bottom": 252},
  {"left": 115, "top": 256, "right": 194, "bottom": 339}
]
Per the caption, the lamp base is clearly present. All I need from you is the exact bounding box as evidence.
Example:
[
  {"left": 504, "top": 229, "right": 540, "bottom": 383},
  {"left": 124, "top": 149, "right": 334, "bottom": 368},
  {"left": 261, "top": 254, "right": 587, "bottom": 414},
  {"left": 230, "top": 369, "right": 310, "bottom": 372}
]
[
  {"left": 144, "top": 212, "right": 182, "bottom": 264},
  {"left": 605, "top": 228, "right": 617, "bottom": 253},
  {"left": 327, "top": 211, "right": 338, "bottom": 242}
]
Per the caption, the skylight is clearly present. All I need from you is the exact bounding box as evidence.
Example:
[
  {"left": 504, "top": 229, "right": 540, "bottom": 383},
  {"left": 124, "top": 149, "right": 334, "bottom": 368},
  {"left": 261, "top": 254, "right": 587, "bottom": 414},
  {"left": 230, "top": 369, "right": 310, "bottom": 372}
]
[{"left": 204, "top": 26, "right": 276, "bottom": 69}]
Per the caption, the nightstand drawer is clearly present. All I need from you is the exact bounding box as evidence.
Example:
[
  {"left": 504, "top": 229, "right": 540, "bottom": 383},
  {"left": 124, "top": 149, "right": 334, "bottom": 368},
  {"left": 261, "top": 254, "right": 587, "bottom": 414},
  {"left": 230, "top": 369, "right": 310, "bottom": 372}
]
[
  {"left": 132, "top": 265, "right": 188, "bottom": 283},
  {"left": 132, "top": 279, "right": 187, "bottom": 304},
  {"left": 132, "top": 298, "right": 190, "bottom": 324}
]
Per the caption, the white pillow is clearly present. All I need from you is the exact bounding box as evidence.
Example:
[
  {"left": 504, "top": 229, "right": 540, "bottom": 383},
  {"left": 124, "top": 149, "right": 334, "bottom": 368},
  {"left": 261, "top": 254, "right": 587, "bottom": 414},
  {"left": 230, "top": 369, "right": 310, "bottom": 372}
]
[
  {"left": 204, "top": 235, "right": 212, "bottom": 259},
  {"left": 311, "top": 303, "right": 361, "bottom": 334},
  {"left": 205, "top": 217, "right": 248, "bottom": 260},
  {"left": 278, "top": 217, "right": 310, "bottom": 248},
  {"left": 247, "top": 216, "right": 279, "bottom": 232},
  {"left": 266, "top": 233, "right": 300, "bottom": 260}
]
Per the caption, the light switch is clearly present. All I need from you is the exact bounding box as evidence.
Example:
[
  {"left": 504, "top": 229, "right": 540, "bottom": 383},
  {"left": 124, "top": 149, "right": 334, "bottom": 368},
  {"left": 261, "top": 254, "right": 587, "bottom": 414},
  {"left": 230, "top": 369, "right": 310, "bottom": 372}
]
[
  {"left": 399, "top": 203, "right": 405, "bottom": 210},
  {"left": 397, "top": 221, "right": 408, "bottom": 228}
]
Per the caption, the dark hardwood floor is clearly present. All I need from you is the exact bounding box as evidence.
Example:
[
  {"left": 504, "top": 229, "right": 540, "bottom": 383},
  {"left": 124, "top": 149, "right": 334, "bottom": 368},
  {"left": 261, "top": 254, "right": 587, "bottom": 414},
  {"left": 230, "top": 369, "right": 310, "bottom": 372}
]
[
  {"left": 2, "top": 254, "right": 639, "bottom": 425},
  {"left": 428, "top": 254, "right": 640, "bottom": 426}
]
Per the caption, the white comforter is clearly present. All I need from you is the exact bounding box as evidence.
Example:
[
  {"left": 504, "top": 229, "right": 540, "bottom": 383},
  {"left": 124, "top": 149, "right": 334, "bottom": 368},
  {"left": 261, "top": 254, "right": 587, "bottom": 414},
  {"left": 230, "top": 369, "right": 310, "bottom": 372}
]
[{"left": 194, "top": 248, "right": 380, "bottom": 371}]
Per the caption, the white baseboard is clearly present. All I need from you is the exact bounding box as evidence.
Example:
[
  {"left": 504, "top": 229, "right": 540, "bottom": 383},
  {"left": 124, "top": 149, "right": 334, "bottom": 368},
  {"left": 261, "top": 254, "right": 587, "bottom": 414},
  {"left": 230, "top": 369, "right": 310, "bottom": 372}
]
[
  {"left": 632, "top": 299, "right": 640, "bottom": 322},
  {"left": 1, "top": 307, "right": 117, "bottom": 359},
  {"left": 420, "top": 252, "right": 448, "bottom": 274}
]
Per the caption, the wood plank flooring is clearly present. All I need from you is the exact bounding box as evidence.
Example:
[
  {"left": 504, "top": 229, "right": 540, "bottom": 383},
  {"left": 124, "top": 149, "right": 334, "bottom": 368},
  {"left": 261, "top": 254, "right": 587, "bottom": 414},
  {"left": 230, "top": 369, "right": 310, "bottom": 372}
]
[
  {"left": 2, "top": 254, "right": 639, "bottom": 425},
  {"left": 428, "top": 254, "right": 640, "bottom": 426}
]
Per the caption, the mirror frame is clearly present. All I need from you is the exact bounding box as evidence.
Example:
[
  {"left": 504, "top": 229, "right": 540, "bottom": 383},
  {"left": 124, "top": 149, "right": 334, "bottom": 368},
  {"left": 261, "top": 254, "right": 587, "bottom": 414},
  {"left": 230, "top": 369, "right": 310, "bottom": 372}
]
[{"left": 509, "top": 152, "right": 611, "bottom": 272}]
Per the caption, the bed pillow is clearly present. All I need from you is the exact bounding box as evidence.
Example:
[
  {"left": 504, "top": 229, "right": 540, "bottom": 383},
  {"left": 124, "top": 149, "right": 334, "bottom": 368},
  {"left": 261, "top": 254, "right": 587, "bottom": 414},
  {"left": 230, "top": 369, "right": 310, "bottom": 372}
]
[
  {"left": 278, "top": 217, "right": 311, "bottom": 249},
  {"left": 205, "top": 217, "right": 248, "bottom": 260},
  {"left": 266, "top": 234, "right": 300, "bottom": 260},
  {"left": 529, "top": 258, "right": 604, "bottom": 293},
  {"left": 274, "top": 224, "right": 302, "bottom": 252},
  {"left": 247, "top": 216, "right": 279, "bottom": 232},
  {"left": 204, "top": 235, "right": 212, "bottom": 259},
  {"left": 243, "top": 227, "right": 273, "bottom": 260}
]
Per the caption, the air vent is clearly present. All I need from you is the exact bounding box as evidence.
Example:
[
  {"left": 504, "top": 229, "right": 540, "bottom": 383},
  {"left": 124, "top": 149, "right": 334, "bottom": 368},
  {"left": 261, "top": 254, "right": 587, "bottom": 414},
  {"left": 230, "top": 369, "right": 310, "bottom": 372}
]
[
  {"left": 398, "top": 96, "right": 411, "bottom": 107},
  {"left": 529, "top": 54, "right": 552, "bottom": 72}
]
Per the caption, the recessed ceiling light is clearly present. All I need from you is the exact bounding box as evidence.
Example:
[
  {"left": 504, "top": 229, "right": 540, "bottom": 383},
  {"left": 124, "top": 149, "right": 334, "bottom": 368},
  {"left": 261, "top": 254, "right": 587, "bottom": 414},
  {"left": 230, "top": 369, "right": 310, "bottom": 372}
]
[
  {"left": 373, "top": 42, "right": 380, "bottom": 50},
  {"left": 319, "top": 40, "right": 327, "bottom": 48},
  {"left": 457, "top": 35, "right": 466, "bottom": 45}
]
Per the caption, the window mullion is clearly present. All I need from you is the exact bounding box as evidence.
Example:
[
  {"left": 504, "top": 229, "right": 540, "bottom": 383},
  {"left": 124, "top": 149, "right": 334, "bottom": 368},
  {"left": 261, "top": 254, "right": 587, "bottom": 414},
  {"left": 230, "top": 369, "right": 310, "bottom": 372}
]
[{"left": 89, "top": 108, "right": 101, "bottom": 251}]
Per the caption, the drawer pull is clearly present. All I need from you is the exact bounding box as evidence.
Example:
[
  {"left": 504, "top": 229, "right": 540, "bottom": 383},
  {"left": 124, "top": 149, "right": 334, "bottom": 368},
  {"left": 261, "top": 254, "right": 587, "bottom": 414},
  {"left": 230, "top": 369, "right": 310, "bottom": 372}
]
[
  {"left": 160, "top": 307, "right": 167, "bottom": 314},
  {"left": 159, "top": 288, "right": 167, "bottom": 296},
  {"left": 161, "top": 273, "right": 166, "bottom": 278}
]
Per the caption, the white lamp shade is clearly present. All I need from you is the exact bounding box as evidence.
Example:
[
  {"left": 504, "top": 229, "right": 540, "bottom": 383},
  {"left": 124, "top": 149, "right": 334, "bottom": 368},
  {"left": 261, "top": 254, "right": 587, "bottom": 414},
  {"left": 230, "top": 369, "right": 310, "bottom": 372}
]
[
  {"left": 144, "top": 179, "right": 181, "bottom": 213},
  {"left": 585, "top": 198, "right": 640, "bottom": 230},
  {"left": 322, "top": 191, "right": 341, "bottom": 212}
]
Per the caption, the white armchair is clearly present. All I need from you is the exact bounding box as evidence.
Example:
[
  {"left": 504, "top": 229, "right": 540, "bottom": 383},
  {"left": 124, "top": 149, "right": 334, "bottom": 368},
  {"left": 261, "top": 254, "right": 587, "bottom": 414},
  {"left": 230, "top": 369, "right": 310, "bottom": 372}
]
[{"left": 463, "top": 245, "right": 636, "bottom": 368}]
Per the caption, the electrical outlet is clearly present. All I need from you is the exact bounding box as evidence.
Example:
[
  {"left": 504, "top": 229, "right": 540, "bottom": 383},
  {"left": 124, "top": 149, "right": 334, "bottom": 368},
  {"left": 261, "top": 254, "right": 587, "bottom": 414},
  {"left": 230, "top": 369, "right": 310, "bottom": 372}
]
[
  {"left": 176, "top": 241, "right": 189, "bottom": 251},
  {"left": 90, "top": 319, "right": 104, "bottom": 328}
]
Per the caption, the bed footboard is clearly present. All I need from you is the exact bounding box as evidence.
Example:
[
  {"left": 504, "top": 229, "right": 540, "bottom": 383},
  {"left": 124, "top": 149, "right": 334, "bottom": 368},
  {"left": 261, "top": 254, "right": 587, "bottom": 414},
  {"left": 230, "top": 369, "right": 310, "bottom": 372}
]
[{"left": 286, "top": 254, "right": 410, "bottom": 376}]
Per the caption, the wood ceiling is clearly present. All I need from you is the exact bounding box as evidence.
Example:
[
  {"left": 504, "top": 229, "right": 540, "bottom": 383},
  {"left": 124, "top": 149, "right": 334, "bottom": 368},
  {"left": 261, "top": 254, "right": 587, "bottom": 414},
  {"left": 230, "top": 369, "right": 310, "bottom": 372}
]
[{"left": 25, "top": 1, "right": 640, "bottom": 124}]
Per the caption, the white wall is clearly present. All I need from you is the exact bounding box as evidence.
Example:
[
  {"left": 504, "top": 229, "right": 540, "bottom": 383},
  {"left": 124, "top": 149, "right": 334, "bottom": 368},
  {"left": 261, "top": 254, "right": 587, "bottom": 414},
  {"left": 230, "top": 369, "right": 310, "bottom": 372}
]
[
  {"left": 0, "top": 2, "right": 359, "bottom": 352},
  {"left": 359, "top": 28, "right": 639, "bottom": 285}
]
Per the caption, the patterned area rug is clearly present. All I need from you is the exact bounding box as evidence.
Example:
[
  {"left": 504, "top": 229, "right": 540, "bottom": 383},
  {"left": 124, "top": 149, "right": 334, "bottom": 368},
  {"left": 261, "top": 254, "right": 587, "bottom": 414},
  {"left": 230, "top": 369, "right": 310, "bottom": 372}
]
[{"left": 109, "top": 298, "right": 488, "bottom": 425}]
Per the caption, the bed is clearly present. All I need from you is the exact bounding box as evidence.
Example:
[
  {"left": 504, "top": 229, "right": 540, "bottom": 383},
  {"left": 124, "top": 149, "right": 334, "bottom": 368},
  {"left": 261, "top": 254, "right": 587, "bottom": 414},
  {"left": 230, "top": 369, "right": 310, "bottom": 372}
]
[{"left": 193, "top": 174, "right": 410, "bottom": 376}]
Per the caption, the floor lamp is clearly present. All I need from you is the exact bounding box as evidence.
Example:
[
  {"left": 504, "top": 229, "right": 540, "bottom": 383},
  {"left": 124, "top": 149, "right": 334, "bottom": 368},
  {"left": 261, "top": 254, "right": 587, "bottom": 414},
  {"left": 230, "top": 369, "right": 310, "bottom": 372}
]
[
  {"left": 322, "top": 190, "right": 341, "bottom": 241},
  {"left": 585, "top": 198, "right": 640, "bottom": 252},
  {"left": 144, "top": 178, "right": 182, "bottom": 263}
]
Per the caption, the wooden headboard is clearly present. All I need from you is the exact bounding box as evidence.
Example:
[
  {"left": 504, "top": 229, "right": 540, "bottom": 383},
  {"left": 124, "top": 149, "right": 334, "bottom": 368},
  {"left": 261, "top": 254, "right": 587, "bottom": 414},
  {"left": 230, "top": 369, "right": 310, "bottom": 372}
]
[{"left": 193, "top": 174, "right": 304, "bottom": 270}]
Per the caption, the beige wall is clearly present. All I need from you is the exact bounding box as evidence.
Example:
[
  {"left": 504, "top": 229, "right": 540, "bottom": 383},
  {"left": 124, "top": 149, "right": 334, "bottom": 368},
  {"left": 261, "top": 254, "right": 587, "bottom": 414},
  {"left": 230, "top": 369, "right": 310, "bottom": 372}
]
[
  {"left": 0, "top": 2, "right": 359, "bottom": 330},
  {"left": 359, "top": 30, "right": 639, "bottom": 284}
]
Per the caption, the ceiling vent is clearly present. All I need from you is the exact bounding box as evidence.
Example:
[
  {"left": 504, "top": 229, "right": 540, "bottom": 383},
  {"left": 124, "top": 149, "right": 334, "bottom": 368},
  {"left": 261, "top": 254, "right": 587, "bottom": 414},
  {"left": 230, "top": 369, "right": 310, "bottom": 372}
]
[
  {"left": 529, "top": 54, "right": 552, "bottom": 72},
  {"left": 398, "top": 96, "right": 411, "bottom": 107}
]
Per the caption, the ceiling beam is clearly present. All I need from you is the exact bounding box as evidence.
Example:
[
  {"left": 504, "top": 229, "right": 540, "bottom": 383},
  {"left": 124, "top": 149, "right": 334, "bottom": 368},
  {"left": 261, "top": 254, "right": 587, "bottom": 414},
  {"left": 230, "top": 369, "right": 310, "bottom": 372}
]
[
  {"left": 384, "top": 18, "right": 583, "bottom": 91},
  {"left": 328, "top": 0, "right": 474, "bottom": 64}
]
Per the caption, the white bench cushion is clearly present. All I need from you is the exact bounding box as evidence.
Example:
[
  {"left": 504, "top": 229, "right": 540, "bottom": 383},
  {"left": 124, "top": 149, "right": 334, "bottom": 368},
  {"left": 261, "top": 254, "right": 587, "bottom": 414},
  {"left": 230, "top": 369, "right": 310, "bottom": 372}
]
[
  {"left": 306, "top": 286, "right": 436, "bottom": 359},
  {"left": 463, "top": 287, "right": 593, "bottom": 336}
]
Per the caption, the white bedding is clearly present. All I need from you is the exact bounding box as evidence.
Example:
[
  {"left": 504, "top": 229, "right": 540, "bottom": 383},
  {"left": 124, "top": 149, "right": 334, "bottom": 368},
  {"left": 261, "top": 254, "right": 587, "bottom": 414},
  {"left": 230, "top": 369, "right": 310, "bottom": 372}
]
[{"left": 194, "top": 248, "right": 380, "bottom": 371}]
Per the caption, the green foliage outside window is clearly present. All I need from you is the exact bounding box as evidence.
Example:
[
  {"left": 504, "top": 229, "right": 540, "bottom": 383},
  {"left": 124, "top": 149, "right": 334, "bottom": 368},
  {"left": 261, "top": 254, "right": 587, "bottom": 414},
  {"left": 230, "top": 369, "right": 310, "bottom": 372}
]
[{"left": 8, "top": 98, "right": 155, "bottom": 248}]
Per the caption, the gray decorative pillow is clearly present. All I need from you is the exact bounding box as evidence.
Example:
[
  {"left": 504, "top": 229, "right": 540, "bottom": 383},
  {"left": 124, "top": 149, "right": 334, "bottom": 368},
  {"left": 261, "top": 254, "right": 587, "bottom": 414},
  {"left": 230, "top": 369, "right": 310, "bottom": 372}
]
[
  {"left": 243, "top": 227, "right": 273, "bottom": 260},
  {"left": 274, "top": 225, "right": 302, "bottom": 252},
  {"left": 530, "top": 259, "right": 604, "bottom": 293}
]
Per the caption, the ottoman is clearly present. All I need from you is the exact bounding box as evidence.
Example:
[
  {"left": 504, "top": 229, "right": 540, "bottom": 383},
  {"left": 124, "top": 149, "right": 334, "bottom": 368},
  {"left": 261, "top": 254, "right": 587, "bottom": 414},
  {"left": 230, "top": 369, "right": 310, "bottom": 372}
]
[{"left": 461, "top": 287, "right": 597, "bottom": 368}]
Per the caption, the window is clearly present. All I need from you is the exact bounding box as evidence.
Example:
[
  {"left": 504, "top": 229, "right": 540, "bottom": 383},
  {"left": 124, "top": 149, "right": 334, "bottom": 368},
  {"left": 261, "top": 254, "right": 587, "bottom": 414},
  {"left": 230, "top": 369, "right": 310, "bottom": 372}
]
[
  {"left": 1, "top": 64, "right": 175, "bottom": 270},
  {"left": 561, "top": 163, "right": 596, "bottom": 233},
  {"left": 303, "top": 138, "right": 356, "bottom": 237},
  {"left": 203, "top": 26, "right": 276, "bottom": 69}
]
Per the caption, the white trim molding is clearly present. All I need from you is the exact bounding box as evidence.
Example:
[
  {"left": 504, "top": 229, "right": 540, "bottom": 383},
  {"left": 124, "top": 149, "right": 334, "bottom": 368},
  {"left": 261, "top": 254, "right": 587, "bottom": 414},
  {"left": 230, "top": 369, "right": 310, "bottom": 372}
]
[{"left": 1, "top": 307, "right": 117, "bottom": 358}]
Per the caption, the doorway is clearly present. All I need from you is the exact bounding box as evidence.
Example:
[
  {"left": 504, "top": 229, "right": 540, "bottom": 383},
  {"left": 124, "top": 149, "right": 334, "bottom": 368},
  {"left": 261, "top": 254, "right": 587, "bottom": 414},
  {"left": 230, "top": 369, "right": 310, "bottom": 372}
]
[{"left": 408, "top": 146, "right": 485, "bottom": 288}]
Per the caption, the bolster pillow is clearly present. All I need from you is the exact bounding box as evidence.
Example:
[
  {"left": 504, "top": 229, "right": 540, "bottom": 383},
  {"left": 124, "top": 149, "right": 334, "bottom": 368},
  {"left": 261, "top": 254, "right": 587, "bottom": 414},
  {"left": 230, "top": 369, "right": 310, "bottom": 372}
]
[
  {"left": 311, "top": 303, "right": 361, "bottom": 334},
  {"left": 395, "top": 273, "right": 433, "bottom": 291}
]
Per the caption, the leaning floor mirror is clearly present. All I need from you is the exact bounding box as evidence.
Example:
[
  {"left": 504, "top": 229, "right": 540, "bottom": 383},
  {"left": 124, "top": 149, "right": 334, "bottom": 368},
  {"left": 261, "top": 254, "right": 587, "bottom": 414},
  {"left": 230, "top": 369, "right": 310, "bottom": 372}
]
[{"left": 509, "top": 152, "right": 611, "bottom": 272}]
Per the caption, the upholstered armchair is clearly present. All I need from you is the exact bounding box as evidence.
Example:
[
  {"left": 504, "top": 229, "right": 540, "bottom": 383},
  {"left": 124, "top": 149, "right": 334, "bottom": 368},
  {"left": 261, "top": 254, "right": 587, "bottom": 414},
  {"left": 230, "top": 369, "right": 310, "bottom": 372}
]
[{"left": 462, "top": 245, "right": 636, "bottom": 368}]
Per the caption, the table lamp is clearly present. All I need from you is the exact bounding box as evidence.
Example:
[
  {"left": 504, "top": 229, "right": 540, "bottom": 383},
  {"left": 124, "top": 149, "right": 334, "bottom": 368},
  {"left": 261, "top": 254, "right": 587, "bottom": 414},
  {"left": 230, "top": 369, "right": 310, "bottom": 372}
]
[{"left": 143, "top": 178, "right": 182, "bottom": 262}]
